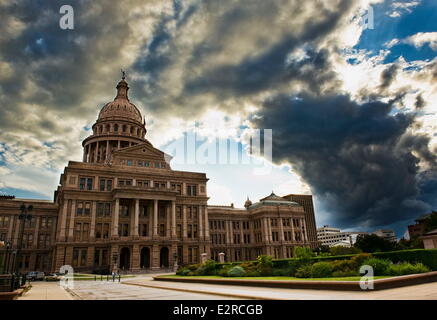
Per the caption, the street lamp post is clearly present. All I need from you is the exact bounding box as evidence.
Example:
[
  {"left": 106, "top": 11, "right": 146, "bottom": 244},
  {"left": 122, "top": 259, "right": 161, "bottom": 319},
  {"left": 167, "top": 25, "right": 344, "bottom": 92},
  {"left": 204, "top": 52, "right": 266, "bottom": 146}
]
[{"left": 14, "top": 204, "right": 33, "bottom": 274}]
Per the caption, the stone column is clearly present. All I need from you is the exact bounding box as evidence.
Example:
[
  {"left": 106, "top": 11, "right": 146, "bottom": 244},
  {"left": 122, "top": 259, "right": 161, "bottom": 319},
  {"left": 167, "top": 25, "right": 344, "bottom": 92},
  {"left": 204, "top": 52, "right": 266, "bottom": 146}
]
[
  {"left": 106, "top": 140, "right": 110, "bottom": 160},
  {"left": 240, "top": 221, "right": 244, "bottom": 245},
  {"left": 59, "top": 201, "right": 68, "bottom": 241},
  {"left": 302, "top": 218, "right": 308, "bottom": 242},
  {"left": 90, "top": 201, "right": 96, "bottom": 240},
  {"left": 229, "top": 221, "right": 234, "bottom": 244},
  {"left": 263, "top": 218, "right": 269, "bottom": 243},
  {"left": 166, "top": 205, "right": 171, "bottom": 237},
  {"left": 132, "top": 244, "right": 140, "bottom": 271},
  {"left": 7, "top": 216, "right": 14, "bottom": 242},
  {"left": 267, "top": 218, "right": 273, "bottom": 242},
  {"left": 112, "top": 198, "right": 120, "bottom": 237},
  {"left": 94, "top": 141, "right": 99, "bottom": 163},
  {"left": 225, "top": 220, "right": 230, "bottom": 244},
  {"left": 33, "top": 216, "right": 40, "bottom": 249},
  {"left": 204, "top": 206, "right": 210, "bottom": 240},
  {"left": 153, "top": 199, "right": 158, "bottom": 237},
  {"left": 68, "top": 200, "right": 76, "bottom": 241},
  {"left": 182, "top": 205, "right": 187, "bottom": 239},
  {"left": 291, "top": 218, "right": 296, "bottom": 241},
  {"left": 198, "top": 206, "right": 204, "bottom": 240},
  {"left": 171, "top": 201, "right": 176, "bottom": 238},
  {"left": 279, "top": 217, "right": 285, "bottom": 241},
  {"left": 148, "top": 204, "right": 153, "bottom": 237},
  {"left": 133, "top": 199, "right": 140, "bottom": 237}
]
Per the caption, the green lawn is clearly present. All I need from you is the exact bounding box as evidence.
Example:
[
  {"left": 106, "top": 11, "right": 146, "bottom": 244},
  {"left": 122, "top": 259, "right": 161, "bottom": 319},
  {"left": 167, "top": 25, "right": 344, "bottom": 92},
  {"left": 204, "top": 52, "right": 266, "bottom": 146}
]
[{"left": 158, "top": 275, "right": 393, "bottom": 281}]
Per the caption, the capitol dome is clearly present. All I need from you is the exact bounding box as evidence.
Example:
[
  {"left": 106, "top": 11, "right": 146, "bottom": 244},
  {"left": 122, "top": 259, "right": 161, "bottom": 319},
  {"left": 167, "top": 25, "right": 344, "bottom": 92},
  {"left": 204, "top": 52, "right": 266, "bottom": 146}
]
[
  {"left": 81, "top": 73, "right": 148, "bottom": 164},
  {"left": 97, "top": 78, "right": 143, "bottom": 124}
]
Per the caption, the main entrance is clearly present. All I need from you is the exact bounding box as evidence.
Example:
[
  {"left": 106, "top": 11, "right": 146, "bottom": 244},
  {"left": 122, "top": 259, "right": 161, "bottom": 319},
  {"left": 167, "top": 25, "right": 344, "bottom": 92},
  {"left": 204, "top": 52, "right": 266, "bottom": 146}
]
[
  {"left": 140, "top": 247, "right": 150, "bottom": 269},
  {"left": 160, "top": 247, "right": 169, "bottom": 268},
  {"left": 119, "top": 247, "right": 130, "bottom": 270}
]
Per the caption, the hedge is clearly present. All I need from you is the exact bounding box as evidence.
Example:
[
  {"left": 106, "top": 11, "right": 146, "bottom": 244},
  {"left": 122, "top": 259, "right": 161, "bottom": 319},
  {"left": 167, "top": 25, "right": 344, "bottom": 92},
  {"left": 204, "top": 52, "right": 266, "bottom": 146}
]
[
  {"left": 373, "top": 249, "right": 437, "bottom": 270},
  {"left": 213, "top": 249, "right": 437, "bottom": 271}
]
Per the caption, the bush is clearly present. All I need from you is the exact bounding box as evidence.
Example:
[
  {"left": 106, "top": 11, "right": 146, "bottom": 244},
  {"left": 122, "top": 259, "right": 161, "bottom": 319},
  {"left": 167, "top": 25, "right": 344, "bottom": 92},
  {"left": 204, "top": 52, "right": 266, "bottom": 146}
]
[
  {"left": 257, "top": 255, "right": 273, "bottom": 276},
  {"left": 195, "top": 259, "right": 217, "bottom": 276},
  {"left": 295, "top": 265, "right": 312, "bottom": 278},
  {"left": 350, "top": 253, "right": 372, "bottom": 268},
  {"left": 218, "top": 265, "right": 231, "bottom": 277},
  {"left": 330, "top": 246, "right": 362, "bottom": 256},
  {"left": 240, "top": 261, "right": 260, "bottom": 277},
  {"left": 362, "top": 258, "right": 391, "bottom": 276},
  {"left": 310, "top": 262, "right": 333, "bottom": 278},
  {"left": 373, "top": 249, "right": 437, "bottom": 270},
  {"left": 294, "top": 246, "right": 314, "bottom": 261},
  {"left": 387, "top": 262, "right": 430, "bottom": 276},
  {"left": 330, "top": 259, "right": 356, "bottom": 273},
  {"left": 227, "top": 266, "right": 245, "bottom": 277}
]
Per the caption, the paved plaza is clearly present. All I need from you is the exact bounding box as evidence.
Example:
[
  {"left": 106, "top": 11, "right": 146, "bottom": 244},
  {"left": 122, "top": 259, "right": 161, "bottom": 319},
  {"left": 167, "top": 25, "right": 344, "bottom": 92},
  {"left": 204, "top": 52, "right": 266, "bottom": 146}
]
[{"left": 17, "top": 275, "right": 437, "bottom": 300}]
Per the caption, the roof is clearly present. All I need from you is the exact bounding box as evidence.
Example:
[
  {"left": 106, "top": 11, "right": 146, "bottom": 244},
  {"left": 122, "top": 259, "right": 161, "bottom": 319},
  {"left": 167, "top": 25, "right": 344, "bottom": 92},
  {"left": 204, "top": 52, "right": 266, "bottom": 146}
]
[{"left": 248, "top": 192, "right": 300, "bottom": 209}]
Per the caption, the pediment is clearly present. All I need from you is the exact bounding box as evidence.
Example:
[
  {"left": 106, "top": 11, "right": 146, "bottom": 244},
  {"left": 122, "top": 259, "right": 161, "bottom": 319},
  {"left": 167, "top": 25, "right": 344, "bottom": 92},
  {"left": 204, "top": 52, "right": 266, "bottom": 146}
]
[{"left": 113, "top": 142, "right": 172, "bottom": 162}]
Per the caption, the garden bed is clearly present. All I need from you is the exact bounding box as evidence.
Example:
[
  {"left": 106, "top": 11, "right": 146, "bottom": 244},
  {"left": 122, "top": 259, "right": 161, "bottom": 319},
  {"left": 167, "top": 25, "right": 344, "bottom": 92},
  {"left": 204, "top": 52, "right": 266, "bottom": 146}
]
[{"left": 154, "top": 272, "right": 437, "bottom": 291}]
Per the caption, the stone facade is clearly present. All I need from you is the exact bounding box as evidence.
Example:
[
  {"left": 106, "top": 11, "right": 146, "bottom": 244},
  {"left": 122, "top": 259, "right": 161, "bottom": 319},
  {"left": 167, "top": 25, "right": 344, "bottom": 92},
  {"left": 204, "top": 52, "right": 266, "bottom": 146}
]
[{"left": 0, "top": 76, "right": 317, "bottom": 274}]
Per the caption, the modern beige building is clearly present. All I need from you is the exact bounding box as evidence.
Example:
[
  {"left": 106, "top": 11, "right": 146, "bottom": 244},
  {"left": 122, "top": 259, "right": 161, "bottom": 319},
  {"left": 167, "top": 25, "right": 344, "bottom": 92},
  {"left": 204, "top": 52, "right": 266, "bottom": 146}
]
[{"left": 0, "top": 76, "right": 317, "bottom": 274}]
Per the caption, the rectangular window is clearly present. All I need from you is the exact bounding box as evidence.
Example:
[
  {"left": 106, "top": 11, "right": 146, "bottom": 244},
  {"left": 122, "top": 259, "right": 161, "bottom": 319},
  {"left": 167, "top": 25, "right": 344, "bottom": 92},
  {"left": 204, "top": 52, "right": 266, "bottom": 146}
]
[
  {"left": 84, "top": 202, "right": 91, "bottom": 215},
  {"left": 96, "top": 223, "right": 102, "bottom": 239},
  {"left": 99, "top": 179, "right": 106, "bottom": 191},
  {"left": 186, "top": 185, "right": 197, "bottom": 196},
  {"left": 103, "top": 223, "right": 109, "bottom": 239},
  {"left": 120, "top": 205, "right": 129, "bottom": 217},
  {"left": 79, "top": 178, "right": 86, "bottom": 190},
  {"left": 86, "top": 178, "right": 93, "bottom": 190},
  {"left": 76, "top": 202, "right": 83, "bottom": 216}
]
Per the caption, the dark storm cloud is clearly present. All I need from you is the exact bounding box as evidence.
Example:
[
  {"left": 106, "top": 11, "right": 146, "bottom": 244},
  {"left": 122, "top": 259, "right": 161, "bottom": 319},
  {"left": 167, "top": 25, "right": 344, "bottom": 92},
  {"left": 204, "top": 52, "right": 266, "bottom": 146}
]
[{"left": 251, "top": 93, "right": 437, "bottom": 228}]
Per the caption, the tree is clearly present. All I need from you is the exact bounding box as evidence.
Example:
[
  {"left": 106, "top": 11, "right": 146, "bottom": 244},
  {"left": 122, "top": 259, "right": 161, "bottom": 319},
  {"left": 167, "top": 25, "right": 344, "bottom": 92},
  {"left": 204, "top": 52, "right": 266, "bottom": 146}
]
[
  {"left": 354, "top": 234, "right": 396, "bottom": 253},
  {"left": 424, "top": 211, "right": 437, "bottom": 232}
]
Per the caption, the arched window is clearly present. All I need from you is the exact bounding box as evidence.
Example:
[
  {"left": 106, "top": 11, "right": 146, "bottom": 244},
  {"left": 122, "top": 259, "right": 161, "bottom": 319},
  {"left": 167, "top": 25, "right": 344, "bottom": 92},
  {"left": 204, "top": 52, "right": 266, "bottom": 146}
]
[
  {"left": 106, "top": 124, "right": 110, "bottom": 132},
  {"left": 122, "top": 125, "right": 126, "bottom": 133},
  {"left": 114, "top": 124, "right": 118, "bottom": 132},
  {"left": 130, "top": 126, "right": 133, "bottom": 135}
]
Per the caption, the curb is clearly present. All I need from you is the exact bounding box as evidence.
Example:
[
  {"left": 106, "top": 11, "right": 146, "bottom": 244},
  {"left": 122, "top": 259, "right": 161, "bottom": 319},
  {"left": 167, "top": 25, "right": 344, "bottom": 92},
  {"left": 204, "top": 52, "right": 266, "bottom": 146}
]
[
  {"left": 152, "top": 271, "right": 437, "bottom": 291},
  {"left": 123, "top": 281, "right": 279, "bottom": 300}
]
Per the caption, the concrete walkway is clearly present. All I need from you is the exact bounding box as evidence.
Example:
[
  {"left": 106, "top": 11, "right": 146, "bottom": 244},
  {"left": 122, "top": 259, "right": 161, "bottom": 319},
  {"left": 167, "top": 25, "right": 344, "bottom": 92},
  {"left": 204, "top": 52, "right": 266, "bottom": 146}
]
[
  {"left": 124, "top": 277, "right": 437, "bottom": 300},
  {"left": 18, "top": 281, "right": 73, "bottom": 300}
]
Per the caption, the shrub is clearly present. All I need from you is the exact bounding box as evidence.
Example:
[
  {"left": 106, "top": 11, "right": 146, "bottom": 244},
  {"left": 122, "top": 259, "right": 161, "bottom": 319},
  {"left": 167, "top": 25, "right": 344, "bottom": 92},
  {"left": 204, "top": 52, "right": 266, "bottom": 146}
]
[
  {"left": 218, "top": 265, "right": 231, "bottom": 277},
  {"left": 330, "top": 259, "right": 356, "bottom": 273},
  {"left": 362, "top": 258, "right": 391, "bottom": 276},
  {"left": 332, "top": 269, "right": 359, "bottom": 277},
  {"left": 240, "top": 262, "right": 260, "bottom": 277},
  {"left": 373, "top": 249, "right": 437, "bottom": 270},
  {"left": 227, "top": 266, "right": 245, "bottom": 277},
  {"left": 272, "top": 268, "right": 294, "bottom": 276},
  {"left": 387, "top": 262, "right": 430, "bottom": 276},
  {"left": 295, "top": 265, "right": 312, "bottom": 278},
  {"left": 196, "top": 259, "right": 217, "bottom": 276},
  {"left": 350, "top": 253, "right": 372, "bottom": 268},
  {"left": 179, "top": 269, "right": 191, "bottom": 276},
  {"left": 329, "top": 246, "right": 362, "bottom": 256},
  {"left": 257, "top": 255, "right": 273, "bottom": 276},
  {"left": 310, "top": 262, "right": 333, "bottom": 278},
  {"left": 294, "top": 246, "right": 314, "bottom": 261}
]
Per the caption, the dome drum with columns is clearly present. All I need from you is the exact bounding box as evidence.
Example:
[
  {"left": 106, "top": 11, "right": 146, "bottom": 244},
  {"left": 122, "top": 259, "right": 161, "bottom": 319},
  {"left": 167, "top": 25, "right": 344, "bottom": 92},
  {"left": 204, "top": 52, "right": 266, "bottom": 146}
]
[{"left": 82, "top": 75, "right": 148, "bottom": 163}]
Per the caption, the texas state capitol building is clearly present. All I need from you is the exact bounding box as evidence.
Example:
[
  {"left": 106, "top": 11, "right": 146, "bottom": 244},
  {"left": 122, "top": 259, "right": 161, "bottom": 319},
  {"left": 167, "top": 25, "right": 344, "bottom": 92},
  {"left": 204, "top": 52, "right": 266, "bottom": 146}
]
[{"left": 0, "top": 76, "right": 318, "bottom": 273}]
